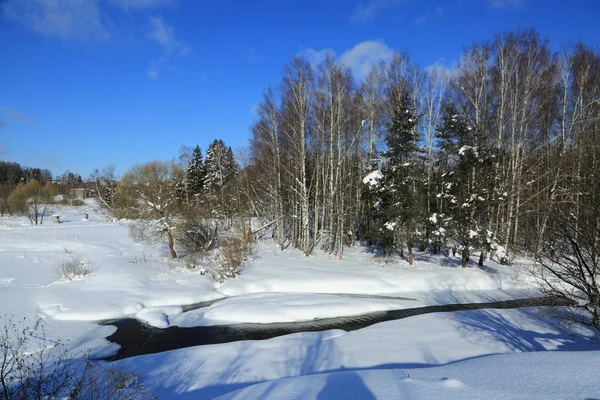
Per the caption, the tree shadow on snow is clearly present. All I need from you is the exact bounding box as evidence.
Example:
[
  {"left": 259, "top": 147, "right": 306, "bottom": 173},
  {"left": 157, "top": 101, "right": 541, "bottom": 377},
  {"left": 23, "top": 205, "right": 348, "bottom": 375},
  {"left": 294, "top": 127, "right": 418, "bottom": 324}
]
[
  {"left": 123, "top": 330, "right": 346, "bottom": 399},
  {"left": 446, "top": 306, "right": 600, "bottom": 353},
  {"left": 316, "top": 371, "right": 376, "bottom": 400}
]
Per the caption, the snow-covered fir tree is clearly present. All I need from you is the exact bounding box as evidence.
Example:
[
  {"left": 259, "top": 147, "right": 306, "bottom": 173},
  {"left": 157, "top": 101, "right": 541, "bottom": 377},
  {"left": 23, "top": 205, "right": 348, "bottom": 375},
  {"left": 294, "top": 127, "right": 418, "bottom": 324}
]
[
  {"left": 185, "top": 145, "right": 205, "bottom": 202},
  {"left": 374, "top": 93, "right": 426, "bottom": 264},
  {"left": 204, "top": 140, "right": 237, "bottom": 193},
  {"left": 437, "top": 104, "right": 498, "bottom": 267},
  {"left": 204, "top": 139, "right": 238, "bottom": 216}
]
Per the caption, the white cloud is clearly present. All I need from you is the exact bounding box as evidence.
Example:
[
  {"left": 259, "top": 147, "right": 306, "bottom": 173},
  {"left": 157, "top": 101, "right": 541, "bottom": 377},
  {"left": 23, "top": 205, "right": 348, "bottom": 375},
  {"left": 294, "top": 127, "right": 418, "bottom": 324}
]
[
  {"left": 1, "top": 0, "right": 109, "bottom": 41},
  {"left": 339, "top": 40, "right": 394, "bottom": 80},
  {"left": 301, "top": 40, "right": 393, "bottom": 81},
  {"left": 300, "top": 48, "right": 336, "bottom": 69},
  {"left": 350, "top": 0, "right": 407, "bottom": 22},
  {"left": 107, "top": 0, "right": 176, "bottom": 10},
  {"left": 425, "top": 58, "right": 458, "bottom": 77},
  {"left": 414, "top": 3, "right": 447, "bottom": 26},
  {"left": 487, "top": 0, "right": 529, "bottom": 9},
  {"left": 147, "top": 16, "right": 189, "bottom": 56},
  {"left": 0, "top": 145, "right": 8, "bottom": 155}
]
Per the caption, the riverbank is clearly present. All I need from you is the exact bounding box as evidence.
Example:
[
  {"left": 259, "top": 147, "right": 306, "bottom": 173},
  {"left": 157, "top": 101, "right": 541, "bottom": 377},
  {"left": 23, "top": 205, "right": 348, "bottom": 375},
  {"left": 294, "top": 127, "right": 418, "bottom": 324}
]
[{"left": 1, "top": 200, "right": 598, "bottom": 399}]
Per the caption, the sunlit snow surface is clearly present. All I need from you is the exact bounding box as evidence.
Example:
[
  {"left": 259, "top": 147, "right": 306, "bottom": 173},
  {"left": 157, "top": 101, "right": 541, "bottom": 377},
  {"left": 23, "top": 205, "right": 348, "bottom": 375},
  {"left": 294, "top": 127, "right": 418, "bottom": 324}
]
[{"left": 1, "top": 199, "right": 598, "bottom": 399}]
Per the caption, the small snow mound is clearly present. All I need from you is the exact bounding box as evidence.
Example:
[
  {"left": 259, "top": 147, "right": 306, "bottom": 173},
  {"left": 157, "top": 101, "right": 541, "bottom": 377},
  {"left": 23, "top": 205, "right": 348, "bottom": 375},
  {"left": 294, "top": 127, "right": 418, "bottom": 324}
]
[
  {"left": 136, "top": 308, "right": 169, "bottom": 328},
  {"left": 440, "top": 378, "right": 465, "bottom": 388},
  {"left": 0, "top": 277, "right": 15, "bottom": 287},
  {"left": 123, "top": 302, "right": 145, "bottom": 314}
]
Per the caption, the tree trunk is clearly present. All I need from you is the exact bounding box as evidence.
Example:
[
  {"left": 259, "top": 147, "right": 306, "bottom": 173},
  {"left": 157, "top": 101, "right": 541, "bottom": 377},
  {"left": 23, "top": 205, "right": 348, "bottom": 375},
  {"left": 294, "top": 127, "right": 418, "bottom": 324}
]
[
  {"left": 461, "top": 248, "right": 469, "bottom": 268},
  {"left": 407, "top": 240, "right": 414, "bottom": 265},
  {"left": 167, "top": 231, "right": 178, "bottom": 258}
]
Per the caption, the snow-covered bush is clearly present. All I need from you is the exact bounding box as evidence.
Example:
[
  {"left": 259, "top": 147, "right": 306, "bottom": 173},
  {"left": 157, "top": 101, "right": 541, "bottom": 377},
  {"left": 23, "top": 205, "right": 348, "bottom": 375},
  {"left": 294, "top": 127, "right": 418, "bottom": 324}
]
[
  {"left": 216, "top": 237, "right": 248, "bottom": 281},
  {"left": 0, "top": 317, "right": 153, "bottom": 400},
  {"left": 210, "top": 225, "right": 254, "bottom": 282},
  {"left": 177, "top": 219, "right": 219, "bottom": 254},
  {"left": 56, "top": 258, "right": 90, "bottom": 281}
]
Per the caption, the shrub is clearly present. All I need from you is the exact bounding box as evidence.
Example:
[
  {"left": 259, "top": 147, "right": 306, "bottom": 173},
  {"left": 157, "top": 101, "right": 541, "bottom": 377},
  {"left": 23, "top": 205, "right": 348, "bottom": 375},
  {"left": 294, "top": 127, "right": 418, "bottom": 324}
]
[
  {"left": 213, "top": 231, "right": 254, "bottom": 282},
  {"left": 177, "top": 219, "right": 219, "bottom": 254},
  {"left": 0, "top": 316, "right": 154, "bottom": 400},
  {"left": 534, "top": 201, "right": 600, "bottom": 333},
  {"left": 56, "top": 258, "right": 90, "bottom": 281}
]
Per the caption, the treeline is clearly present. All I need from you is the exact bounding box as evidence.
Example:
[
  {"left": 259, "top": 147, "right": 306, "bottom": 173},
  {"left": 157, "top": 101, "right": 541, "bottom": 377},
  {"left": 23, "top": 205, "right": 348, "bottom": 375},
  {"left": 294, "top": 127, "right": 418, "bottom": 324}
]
[
  {"left": 246, "top": 28, "right": 600, "bottom": 264},
  {"left": 108, "top": 139, "right": 239, "bottom": 218},
  {"left": 0, "top": 161, "right": 90, "bottom": 216},
  {"left": 0, "top": 161, "right": 53, "bottom": 186}
]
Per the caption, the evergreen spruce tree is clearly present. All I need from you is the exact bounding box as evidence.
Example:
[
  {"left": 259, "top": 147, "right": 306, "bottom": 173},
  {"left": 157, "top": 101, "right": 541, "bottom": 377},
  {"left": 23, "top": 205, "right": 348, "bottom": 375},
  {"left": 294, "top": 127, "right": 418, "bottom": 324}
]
[
  {"left": 224, "top": 146, "right": 238, "bottom": 179},
  {"left": 378, "top": 93, "right": 426, "bottom": 264},
  {"left": 204, "top": 140, "right": 225, "bottom": 194},
  {"left": 438, "top": 104, "right": 497, "bottom": 267},
  {"left": 185, "top": 145, "right": 205, "bottom": 202},
  {"left": 204, "top": 139, "right": 238, "bottom": 216}
]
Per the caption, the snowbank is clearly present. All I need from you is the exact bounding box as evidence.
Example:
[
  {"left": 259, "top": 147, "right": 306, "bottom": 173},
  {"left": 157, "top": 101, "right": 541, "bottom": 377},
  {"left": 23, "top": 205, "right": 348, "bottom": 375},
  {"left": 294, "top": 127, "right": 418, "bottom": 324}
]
[
  {"left": 217, "top": 351, "right": 600, "bottom": 400},
  {"left": 170, "top": 292, "right": 415, "bottom": 326}
]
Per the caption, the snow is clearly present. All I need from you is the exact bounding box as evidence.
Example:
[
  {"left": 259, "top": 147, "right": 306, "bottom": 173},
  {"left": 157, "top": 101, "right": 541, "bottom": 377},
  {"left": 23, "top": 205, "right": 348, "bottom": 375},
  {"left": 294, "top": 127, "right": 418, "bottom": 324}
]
[
  {"left": 115, "top": 306, "right": 600, "bottom": 399},
  {"left": 1, "top": 199, "right": 598, "bottom": 399},
  {"left": 0, "top": 200, "right": 219, "bottom": 354},
  {"left": 363, "top": 170, "right": 382, "bottom": 187},
  {"left": 216, "top": 351, "right": 600, "bottom": 400},
  {"left": 215, "top": 242, "right": 529, "bottom": 299},
  {"left": 171, "top": 293, "right": 414, "bottom": 326}
]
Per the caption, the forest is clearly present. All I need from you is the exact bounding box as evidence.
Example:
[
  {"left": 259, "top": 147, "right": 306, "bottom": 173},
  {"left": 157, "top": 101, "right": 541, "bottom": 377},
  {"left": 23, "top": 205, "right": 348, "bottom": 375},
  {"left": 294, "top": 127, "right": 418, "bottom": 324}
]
[
  {"left": 245, "top": 28, "right": 600, "bottom": 269},
  {"left": 2, "top": 28, "right": 599, "bottom": 272}
]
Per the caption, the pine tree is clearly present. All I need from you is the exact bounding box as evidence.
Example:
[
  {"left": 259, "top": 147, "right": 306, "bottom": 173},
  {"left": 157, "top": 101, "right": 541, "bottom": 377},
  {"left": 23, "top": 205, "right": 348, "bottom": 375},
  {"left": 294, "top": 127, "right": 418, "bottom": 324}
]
[{"left": 378, "top": 93, "right": 426, "bottom": 264}]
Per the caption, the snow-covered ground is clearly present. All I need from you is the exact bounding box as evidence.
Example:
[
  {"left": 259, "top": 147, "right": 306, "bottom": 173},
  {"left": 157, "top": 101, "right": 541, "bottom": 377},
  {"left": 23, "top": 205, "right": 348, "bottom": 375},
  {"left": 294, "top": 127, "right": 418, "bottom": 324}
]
[{"left": 1, "top": 200, "right": 599, "bottom": 399}]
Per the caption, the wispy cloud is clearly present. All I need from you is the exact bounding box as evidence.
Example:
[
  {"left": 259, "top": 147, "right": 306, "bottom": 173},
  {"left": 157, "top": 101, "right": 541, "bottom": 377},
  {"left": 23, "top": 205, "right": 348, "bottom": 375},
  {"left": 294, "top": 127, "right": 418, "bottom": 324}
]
[
  {"left": 147, "top": 68, "right": 159, "bottom": 79},
  {"left": 107, "top": 0, "right": 177, "bottom": 10},
  {"left": 339, "top": 40, "right": 394, "bottom": 80},
  {"left": 1, "top": 0, "right": 109, "bottom": 41},
  {"left": 0, "top": 145, "right": 9, "bottom": 155},
  {"left": 147, "top": 16, "right": 189, "bottom": 56},
  {"left": 145, "top": 17, "right": 190, "bottom": 79},
  {"left": 350, "top": 0, "right": 407, "bottom": 22},
  {"left": 414, "top": 4, "right": 447, "bottom": 26},
  {"left": 487, "top": 0, "right": 529, "bottom": 9},
  {"left": 425, "top": 58, "right": 458, "bottom": 77},
  {"left": 2, "top": 107, "right": 35, "bottom": 123},
  {"left": 0, "top": 120, "right": 6, "bottom": 129},
  {"left": 300, "top": 47, "right": 336, "bottom": 68},
  {"left": 301, "top": 40, "right": 394, "bottom": 81}
]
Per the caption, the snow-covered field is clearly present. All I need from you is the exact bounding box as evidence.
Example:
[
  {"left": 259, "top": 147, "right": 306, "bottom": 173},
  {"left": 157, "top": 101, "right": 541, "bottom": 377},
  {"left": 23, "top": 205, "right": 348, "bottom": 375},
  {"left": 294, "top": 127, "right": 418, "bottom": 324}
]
[{"left": 1, "top": 200, "right": 599, "bottom": 399}]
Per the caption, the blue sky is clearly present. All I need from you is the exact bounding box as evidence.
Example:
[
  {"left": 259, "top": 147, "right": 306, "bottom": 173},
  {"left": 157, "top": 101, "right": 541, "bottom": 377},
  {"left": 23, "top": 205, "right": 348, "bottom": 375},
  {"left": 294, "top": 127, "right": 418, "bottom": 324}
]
[{"left": 0, "top": 0, "right": 598, "bottom": 178}]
